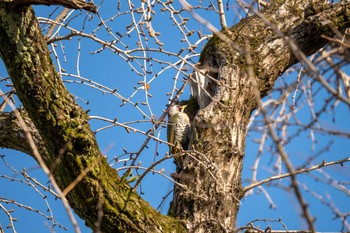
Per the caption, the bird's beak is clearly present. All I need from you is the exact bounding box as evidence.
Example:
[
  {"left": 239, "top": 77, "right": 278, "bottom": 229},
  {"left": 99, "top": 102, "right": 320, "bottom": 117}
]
[{"left": 180, "top": 105, "right": 187, "bottom": 111}]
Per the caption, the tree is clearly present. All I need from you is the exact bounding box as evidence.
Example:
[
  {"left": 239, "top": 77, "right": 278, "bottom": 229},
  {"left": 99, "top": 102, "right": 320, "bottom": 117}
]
[{"left": 0, "top": 0, "right": 350, "bottom": 232}]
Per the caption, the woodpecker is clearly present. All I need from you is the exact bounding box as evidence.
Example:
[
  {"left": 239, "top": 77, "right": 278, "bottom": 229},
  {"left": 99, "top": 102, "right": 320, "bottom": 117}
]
[{"left": 167, "top": 105, "right": 191, "bottom": 154}]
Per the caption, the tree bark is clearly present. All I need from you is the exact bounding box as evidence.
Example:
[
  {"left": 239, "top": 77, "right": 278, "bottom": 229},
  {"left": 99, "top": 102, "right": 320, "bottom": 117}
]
[
  {"left": 171, "top": 0, "right": 350, "bottom": 232},
  {"left": 0, "top": 4, "right": 185, "bottom": 233},
  {"left": 0, "top": 110, "right": 46, "bottom": 157},
  {"left": 0, "top": 0, "right": 97, "bottom": 13}
]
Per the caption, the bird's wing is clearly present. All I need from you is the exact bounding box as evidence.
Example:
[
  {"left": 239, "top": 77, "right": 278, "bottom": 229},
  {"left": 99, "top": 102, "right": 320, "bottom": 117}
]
[{"left": 167, "top": 115, "right": 175, "bottom": 152}]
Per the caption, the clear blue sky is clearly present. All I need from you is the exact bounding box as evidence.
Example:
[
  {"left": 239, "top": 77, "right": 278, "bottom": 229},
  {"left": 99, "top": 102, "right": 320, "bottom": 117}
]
[{"left": 1, "top": 2, "right": 349, "bottom": 232}]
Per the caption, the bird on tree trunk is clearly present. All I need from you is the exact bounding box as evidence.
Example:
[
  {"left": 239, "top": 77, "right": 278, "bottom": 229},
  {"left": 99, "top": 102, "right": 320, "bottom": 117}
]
[{"left": 167, "top": 105, "right": 192, "bottom": 155}]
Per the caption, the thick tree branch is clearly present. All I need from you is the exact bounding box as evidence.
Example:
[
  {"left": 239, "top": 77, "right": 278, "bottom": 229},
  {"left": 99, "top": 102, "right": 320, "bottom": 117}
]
[
  {"left": 0, "top": 110, "right": 44, "bottom": 157},
  {"left": 0, "top": 0, "right": 97, "bottom": 13}
]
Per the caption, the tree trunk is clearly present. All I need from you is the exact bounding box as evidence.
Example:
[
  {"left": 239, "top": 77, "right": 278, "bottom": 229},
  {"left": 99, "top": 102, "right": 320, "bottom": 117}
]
[{"left": 170, "top": 1, "right": 350, "bottom": 232}]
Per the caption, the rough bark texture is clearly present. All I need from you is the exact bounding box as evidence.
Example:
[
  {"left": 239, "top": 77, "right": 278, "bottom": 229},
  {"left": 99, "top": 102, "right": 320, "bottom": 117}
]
[
  {"left": 0, "top": 0, "right": 97, "bottom": 13},
  {"left": 0, "top": 110, "right": 44, "bottom": 156},
  {"left": 0, "top": 0, "right": 350, "bottom": 232},
  {"left": 0, "top": 4, "right": 185, "bottom": 233},
  {"left": 170, "top": 1, "right": 350, "bottom": 232}
]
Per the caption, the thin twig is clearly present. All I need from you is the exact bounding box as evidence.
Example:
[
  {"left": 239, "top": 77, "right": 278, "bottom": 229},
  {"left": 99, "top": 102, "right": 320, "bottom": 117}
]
[{"left": 244, "top": 157, "right": 350, "bottom": 192}]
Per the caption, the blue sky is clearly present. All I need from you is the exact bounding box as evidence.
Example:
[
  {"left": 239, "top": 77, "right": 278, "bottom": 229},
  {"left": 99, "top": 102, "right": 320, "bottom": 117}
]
[{"left": 1, "top": 1, "right": 350, "bottom": 232}]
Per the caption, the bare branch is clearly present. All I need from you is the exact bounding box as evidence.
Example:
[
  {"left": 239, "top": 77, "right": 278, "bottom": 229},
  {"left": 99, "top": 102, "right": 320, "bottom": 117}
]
[
  {"left": 243, "top": 157, "right": 350, "bottom": 193},
  {"left": 217, "top": 0, "right": 227, "bottom": 30}
]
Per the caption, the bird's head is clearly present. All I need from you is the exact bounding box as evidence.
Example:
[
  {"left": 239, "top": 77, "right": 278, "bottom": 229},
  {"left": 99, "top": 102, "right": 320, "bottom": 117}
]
[
  {"left": 168, "top": 105, "right": 187, "bottom": 116},
  {"left": 178, "top": 105, "right": 187, "bottom": 112}
]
